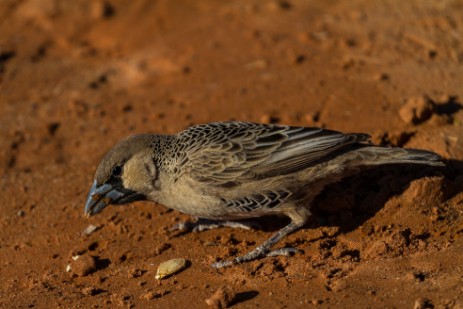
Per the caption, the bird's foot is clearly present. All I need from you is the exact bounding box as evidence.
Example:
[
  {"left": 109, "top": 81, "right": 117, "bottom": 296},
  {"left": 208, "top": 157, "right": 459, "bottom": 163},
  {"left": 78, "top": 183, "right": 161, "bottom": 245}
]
[
  {"left": 211, "top": 247, "right": 301, "bottom": 269},
  {"left": 211, "top": 220, "right": 305, "bottom": 268},
  {"left": 170, "top": 218, "right": 261, "bottom": 233},
  {"left": 266, "top": 247, "right": 301, "bottom": 257}
]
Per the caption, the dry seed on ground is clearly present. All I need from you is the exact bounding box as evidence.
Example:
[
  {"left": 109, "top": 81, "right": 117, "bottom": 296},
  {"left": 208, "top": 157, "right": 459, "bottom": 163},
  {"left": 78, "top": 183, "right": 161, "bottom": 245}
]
[{"left": 155, "top": 258, "right": 187, "bottom": 280}]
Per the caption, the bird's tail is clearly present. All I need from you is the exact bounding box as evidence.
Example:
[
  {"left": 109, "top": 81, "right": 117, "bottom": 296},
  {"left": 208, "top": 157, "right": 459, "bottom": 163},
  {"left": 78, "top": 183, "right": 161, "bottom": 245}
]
[{"left": 351, "top": 146, "right": 445, "bottom": 167}]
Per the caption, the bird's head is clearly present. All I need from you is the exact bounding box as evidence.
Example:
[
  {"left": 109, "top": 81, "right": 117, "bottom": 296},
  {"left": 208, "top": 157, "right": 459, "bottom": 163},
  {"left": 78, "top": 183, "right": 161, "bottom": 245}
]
[{"left": 84, "top": 134, "right": 157, "bottom": 216}]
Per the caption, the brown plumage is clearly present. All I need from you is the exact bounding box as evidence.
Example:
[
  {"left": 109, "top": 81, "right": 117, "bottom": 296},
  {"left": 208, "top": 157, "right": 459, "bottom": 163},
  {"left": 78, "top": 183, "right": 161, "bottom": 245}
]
[{"left": 84, "top": 122, "right": 444, "bottom": 267}]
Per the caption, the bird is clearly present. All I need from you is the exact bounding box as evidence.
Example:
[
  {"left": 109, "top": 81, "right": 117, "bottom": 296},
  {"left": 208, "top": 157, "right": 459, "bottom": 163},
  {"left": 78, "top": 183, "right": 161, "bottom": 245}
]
[{"left": 84, "top": 121, "right": 444, "bottom": 268}]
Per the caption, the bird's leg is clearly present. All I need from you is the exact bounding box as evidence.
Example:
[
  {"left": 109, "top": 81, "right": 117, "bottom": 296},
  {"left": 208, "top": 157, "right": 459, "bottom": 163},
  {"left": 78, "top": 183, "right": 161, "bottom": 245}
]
[
  {"left": 171, "top": 218, "right": 261, "bottom": 232},
  {"left": 211, "top": 207, "right": 310, "bottom": 268},
  {"left": 211, "top": 220, "right": 303, "bottom": 268}
]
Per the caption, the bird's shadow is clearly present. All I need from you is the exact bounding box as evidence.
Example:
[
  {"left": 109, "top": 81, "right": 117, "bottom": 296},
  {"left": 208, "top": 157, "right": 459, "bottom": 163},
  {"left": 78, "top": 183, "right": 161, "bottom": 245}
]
[{"left": 255, "top": 159, "right": 463, "bottom": 236}]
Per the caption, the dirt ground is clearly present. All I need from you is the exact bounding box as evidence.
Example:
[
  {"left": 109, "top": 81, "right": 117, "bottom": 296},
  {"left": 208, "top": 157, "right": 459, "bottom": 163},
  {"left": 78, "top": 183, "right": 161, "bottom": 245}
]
[{"left": 1, "top": 0, "right": 463, "bottom": 308}]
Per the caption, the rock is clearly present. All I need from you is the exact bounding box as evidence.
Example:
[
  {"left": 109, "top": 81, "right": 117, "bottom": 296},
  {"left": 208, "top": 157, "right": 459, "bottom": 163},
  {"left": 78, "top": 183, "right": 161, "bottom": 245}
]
[
  {"left": 140, "top": 290, "right": 168, "bottom": 300},
  {"left": 71, "top": 254, "right": 97, "bottom": 276},
  {"left": 205, "top": 285, "right": 236, "bottom": 309},
  {"left": 154, "top": 242, "right": 171, "bottom": 255},
  {"left": 364, "top": 240, "right": 389, "bottom": 259},
  {"left": 127, "top": 268, "right": 146, "bottom": 278},
  {"left": 81, "top": 286, "right": 102, "bottom": 296},
  {"left": 401, "top": 177, "right": 445, "bottom": 208},
  {"left": 399, "top": 96, "right": 435, "bottom": 125}
]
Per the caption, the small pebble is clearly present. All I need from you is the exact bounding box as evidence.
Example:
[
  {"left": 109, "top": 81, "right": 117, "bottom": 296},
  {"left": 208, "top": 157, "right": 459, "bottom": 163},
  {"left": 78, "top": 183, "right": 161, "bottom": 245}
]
[
  {"left": 399, "top": 96, "right": 434, "bottom": 125},
  {"left": 81, "top": 224, "right": 98, "bottom": 236},
  {"left": 127, "top": 268, "right": 146, "bottom": 278},
  {"left": 82, "top": 287, "right": 101, "bottom": 296},
  {"left": 154, "top": 242, "right": 171, "bottom": 255},
  {"left": 72, "top": 254, "right": 97, "bottom": 276},
  {"left": 140, "top": 290, "right": 168, "bottom": 300},
  {"left": 205, "top": 285, "right": 236, "bottom": 309}
]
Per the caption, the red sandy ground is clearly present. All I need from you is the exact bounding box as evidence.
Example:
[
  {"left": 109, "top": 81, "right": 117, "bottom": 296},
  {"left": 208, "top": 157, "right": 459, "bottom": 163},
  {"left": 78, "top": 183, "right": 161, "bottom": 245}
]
[{"left": 1, "top": 1, "right": 463, "bottom": 308}]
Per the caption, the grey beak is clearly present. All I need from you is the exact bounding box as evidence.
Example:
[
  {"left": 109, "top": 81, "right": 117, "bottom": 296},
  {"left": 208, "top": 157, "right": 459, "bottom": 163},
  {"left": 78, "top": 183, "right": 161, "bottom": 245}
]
[{"left": 84, "top": 180, "right": 124, "bottom": 216}]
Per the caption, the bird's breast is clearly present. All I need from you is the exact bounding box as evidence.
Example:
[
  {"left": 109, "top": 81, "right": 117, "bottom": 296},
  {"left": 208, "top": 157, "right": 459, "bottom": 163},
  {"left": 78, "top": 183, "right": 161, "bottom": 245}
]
[
  {"left": 149, "top": 175, "right": 299, "bottom": 221},
  {"left": 149, "top": 177, "right": 229, "bottom": 219}
]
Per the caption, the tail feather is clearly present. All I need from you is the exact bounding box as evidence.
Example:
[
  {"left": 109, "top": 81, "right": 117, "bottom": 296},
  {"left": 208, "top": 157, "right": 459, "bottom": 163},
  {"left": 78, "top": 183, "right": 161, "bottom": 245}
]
[
  {"left": 357, "top": 146, "right": 445, "bottom": 167},
  {"left": 398, "top": 148, "right": 444, "bottom": 166}
]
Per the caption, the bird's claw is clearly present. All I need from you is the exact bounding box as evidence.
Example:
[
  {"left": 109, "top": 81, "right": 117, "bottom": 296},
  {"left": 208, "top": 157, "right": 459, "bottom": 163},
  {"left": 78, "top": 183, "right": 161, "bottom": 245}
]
[
  {"left": 171, "top": 219, "right": 261, "bottom": 233},
  {"left": 266, "top": 247, "right": 301, "bottom": 257},
  {"left": 211, "top": 247, "right": 301, "bottom": 268},
  {"left": 170, "top": 221, "right": 195, "bottom": 232}
]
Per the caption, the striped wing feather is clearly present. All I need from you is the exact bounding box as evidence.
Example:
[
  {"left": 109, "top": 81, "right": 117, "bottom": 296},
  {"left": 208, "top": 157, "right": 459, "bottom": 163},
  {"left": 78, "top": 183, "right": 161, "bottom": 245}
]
[{"left": 176, "top": 122, "right": 369, "bottom": 185}]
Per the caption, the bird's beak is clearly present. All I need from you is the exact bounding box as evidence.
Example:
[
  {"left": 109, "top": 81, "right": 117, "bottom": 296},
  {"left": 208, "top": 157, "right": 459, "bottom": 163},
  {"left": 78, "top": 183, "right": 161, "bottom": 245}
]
[{"left": 84, "top": 180, "right": 124, "bottom": 217}]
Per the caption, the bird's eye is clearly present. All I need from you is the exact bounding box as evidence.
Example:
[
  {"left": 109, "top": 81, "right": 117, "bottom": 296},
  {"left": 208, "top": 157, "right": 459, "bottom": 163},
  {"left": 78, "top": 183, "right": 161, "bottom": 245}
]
[{"left": 112, "top": 165, "right": 123, "bottom": 177}]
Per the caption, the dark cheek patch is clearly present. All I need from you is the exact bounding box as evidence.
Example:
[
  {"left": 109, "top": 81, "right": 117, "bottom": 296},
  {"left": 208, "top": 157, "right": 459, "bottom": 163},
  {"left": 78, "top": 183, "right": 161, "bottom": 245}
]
[{"left": 108, "top": 175, "right": 124, "bottom": 188}]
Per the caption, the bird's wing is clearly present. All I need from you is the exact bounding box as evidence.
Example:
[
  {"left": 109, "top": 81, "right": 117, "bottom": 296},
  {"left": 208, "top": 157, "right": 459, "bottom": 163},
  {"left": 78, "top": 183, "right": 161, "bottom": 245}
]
[
  {"left": 220, "top": 190, "right": 292, "bottom": 213},
  {"left": 174, "top": 122, "right": 369, "bottom": 186}
]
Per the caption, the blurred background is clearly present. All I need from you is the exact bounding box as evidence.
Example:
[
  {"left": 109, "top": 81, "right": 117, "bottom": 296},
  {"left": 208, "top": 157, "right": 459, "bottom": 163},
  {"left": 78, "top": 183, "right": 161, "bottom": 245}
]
[{"left": 1, "top": 1, "right": 462, "bottom": 308}]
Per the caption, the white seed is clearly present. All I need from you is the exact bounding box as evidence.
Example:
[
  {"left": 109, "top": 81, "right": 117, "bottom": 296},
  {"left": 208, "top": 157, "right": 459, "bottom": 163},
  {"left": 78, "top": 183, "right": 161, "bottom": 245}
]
[
  {"left": 72, "top": 255, "right": 80, "bottom": 261},
  {"left": 66, "top": 264, "right": 71, "bottom": 272},
  {"left": 155, "top": 258, "right": 187, "bottom": 280}
]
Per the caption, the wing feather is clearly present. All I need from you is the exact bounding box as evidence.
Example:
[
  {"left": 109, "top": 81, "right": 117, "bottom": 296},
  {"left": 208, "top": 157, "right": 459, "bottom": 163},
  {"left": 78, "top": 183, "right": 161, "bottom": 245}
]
[{"left": 173, "top": 122, "right": 369, "bottom": 185}]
